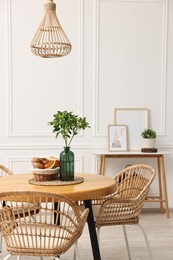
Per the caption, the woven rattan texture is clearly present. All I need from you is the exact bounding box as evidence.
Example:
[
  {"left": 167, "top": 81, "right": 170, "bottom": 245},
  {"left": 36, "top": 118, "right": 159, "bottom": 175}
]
[
  {"left": 31, "top": 0, "right": 71, "bottom": 58},
  {"left": 29, "top": 176, "right": 84, "bottom": 186},
  {"left": 94, "top": 164, "right": 155, "bottom": 227},
  {"left": 0, "top": 164, "right": 13, "bottom": 177},
  {"left": 0, "top": 164, "right": 14, "bottom": 252},
  {"left": 0, "top": 191, "right": 89, "bottom": 257},
  {"left": 0, "top": 165, "right": 13, "bottom": 229}
]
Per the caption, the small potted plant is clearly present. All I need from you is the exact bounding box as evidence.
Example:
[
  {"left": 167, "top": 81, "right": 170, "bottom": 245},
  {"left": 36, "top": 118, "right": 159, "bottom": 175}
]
[
  {"left": 141, "top": 128, "right": 157, "bottom": 150},
  {"left": 48, "top": 110, "right": 90, "bottom": 181}
]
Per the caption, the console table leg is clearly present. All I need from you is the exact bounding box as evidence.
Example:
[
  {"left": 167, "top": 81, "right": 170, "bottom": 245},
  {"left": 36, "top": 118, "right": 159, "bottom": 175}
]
[
  {"left": 157, "top": 158, "right": 163, "bottom": 213},
  {"left": 100, "top": 155, "right": 105, "bottom": 176},
  {"left": 160, "top": 156, "right": 169, "bottom": 218}
]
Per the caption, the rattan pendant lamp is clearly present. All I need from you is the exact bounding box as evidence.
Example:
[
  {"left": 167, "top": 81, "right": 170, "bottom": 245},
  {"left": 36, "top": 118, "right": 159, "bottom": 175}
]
[{"left": 31, "top": 0, "right": 72, "bottom": 58}]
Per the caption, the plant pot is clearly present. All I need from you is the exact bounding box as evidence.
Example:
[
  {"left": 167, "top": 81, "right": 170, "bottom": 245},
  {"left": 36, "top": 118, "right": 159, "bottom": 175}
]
[
  {"left": 142, "top": 138, "right": 156, "bottom": 149},
  {"left": 60, "top": 147, "right": 74, "bottom": 181}
]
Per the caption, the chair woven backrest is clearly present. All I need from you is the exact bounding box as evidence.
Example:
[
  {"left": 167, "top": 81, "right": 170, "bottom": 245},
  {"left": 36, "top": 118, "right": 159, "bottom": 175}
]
[
  {"left": 95, "top": 164, "right": 155, "bottom": 227},
  {"left": 0, "top": 191, "right": 89, "bottom": 257},
  {"left": 114, "top": 164, "right": 155, "bottom": 199},
  {"left": 0, "top": 164, "right": 13, "bottom": 176},
  {"left": 0, "top": 165, "right": 13, "bottom": 229}
]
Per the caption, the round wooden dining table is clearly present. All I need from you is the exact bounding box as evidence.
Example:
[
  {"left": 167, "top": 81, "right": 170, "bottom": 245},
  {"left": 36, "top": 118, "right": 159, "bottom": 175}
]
[{"left": 0, "top": 172, "right": 116, "bottom": 260}]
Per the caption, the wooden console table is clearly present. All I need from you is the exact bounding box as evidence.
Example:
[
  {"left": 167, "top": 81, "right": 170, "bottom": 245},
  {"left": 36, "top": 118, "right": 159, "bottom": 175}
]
[{"left": 95, "top": 151, "right": 170, "bottom": 218}]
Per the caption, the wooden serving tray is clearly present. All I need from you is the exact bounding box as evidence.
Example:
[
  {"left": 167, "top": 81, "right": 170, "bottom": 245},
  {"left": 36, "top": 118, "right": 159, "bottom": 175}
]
[{"left": 28, "top": 176, "right": 84, "bottom": 186}]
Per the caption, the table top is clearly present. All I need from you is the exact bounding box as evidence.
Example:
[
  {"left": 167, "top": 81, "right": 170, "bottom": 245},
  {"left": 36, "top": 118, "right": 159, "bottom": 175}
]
[
  {"left": 0, "top": 173, "right": 116, "bottom": 201},
  {"left": 94, "top": 151, "right": 170, "bottom": 156}
]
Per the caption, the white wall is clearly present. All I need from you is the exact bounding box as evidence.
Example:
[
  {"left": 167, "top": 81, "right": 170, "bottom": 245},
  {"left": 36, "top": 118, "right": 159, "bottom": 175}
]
[{"left": 1, "top": 0, "right": 173, "bottom": 208}]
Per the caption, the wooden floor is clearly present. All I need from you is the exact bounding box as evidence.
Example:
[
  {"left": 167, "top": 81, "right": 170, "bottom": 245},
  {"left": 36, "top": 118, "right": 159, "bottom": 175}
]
[{"left": 1, "top": 210, "right": 173, "bottom": 260}]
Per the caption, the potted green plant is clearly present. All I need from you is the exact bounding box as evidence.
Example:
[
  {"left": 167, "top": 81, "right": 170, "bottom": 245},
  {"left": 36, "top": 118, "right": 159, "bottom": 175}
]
[
  {"left": 48, "top": 110, "right": 90, "bottom": 181},
  {"left": 141, "top": 128, "right": 157, "bottom": 149}
]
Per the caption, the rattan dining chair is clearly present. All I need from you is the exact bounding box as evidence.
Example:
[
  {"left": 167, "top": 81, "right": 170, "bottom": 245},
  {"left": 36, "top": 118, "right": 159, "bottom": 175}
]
[
  {"left": 95, "top": 164, "right": 156, "bottom": 260},
  {"left": 0, "top": 191, "right": 89, "bottom": 260},
  {"left": 0, "top": 164, "right": 40, "bottom": 254},
  {"left": 0, "top": 164, "right": 13, "bottom": 252},
  {"left": 0, "top": 164, "right": 13, "bottom": 177}
]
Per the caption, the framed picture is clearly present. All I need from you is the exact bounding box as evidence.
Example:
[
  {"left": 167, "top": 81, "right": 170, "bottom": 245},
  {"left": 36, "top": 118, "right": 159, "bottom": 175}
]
[
  {"left": 114, "top": 108, "right": 149, "bottom": 150},
  {"left": 108, "top": 125, "right": 128, "bottom": 151}
]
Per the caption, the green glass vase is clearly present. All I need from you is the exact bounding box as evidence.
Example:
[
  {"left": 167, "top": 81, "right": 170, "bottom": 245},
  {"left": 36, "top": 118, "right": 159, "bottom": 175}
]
[{"left": 60, "top": 147, "right": 74, "bottom": 181}]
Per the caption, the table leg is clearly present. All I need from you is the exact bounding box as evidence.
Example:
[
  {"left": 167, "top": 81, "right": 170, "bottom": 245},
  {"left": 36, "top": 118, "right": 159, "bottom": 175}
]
[
  {"left": 54, "top": 202, "right": 60, "bottom": 224},
  {"left": 84, "top": 200, "right": 101, "bottom": 260},
  {"left": 54, "top": 202, "right": 60, "bottom": 258},
  {"left": 160, "top": 155, "right": 169, "bottom": 218},
  {"left": 157, "top": 157, "right": 163, "bottom": 213}
]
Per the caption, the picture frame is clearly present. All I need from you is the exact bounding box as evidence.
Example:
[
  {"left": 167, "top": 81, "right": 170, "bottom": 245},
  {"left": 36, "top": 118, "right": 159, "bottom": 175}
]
[
  {"left": 108, "top": 125, "right": 128, "bottom": 151},
  {"left": 114, "top": 108, "right": 149, "bottom": 150}
]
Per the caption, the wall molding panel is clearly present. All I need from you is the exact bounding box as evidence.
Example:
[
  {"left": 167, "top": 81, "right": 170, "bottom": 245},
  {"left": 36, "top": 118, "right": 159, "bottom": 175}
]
[
  {"left": 93, "top": 0, "right": 168, "bottom": 137},
  {"left": 7, "top": 156, "right": 31, "bottom": 173},
  {"left": 6, "top": 0, "right": 84, "bottom": 138},
  {"left": 93, "top": 155, "right": 100, "bottom": 175},
  {"left": 74, "top": 155, "right": 84, "bottom": 172}
]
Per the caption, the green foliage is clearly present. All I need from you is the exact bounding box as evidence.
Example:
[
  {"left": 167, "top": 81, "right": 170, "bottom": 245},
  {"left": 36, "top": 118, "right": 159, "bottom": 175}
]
[
  {"left": 141, "top": 128, "right": 157, "bottom": 139},
  {"left": 48, "top": 110, "right": 90, "bottom": 147}
]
